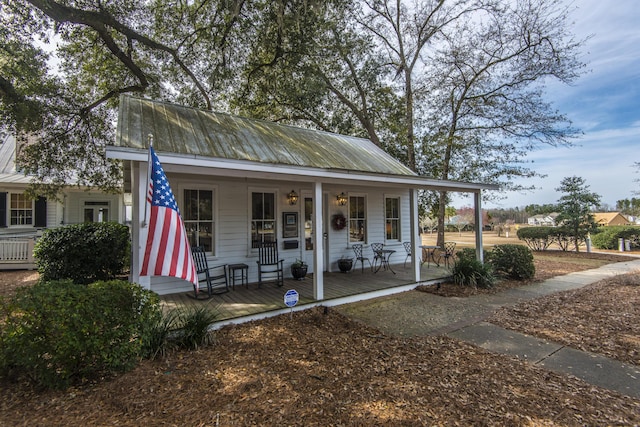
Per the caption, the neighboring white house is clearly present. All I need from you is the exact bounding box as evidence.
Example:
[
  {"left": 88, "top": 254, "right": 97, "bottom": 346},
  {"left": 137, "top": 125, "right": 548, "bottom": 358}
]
[
  {"left": 107, "top": 95, "right": 496, "bottom": 298},
  {"left": 527, "top": 213, "right": 559, "bottom": 226},
  {"left": 0, "top": 131, "right": 127, "bottom": 268}
]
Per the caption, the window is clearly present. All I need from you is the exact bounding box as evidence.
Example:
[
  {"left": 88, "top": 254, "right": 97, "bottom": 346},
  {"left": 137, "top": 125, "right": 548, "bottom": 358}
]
[
  {"left": 304, "top": 197, "right": 313, "bottom": 250},
  {"left": 184, "top": 189, "right": 214, "bottom": 253},
  {"left": 251, "top": 192, "right": 275, "bottom": 248},
  {"left": 10, "top": 194, "right": 33, "bottom": 226},
  {"left": 349, "top": 195, "right": 366, "bottom": 243},
  {"left": 84, "top": 201, "right": 110, "bottom": 223},
  {"left": 385, "top": 197, "right": 400, "bottom": 240}
]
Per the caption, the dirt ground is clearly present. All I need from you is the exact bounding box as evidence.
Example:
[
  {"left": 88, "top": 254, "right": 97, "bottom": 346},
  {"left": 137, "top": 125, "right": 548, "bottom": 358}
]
[{"left": 1, "top": 250, "right": 639, "bottom": 425}]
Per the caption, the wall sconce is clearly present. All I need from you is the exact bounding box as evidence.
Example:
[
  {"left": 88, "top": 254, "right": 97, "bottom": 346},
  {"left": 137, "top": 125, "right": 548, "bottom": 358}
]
[
  {"left": 287, "top": 190, "right": 299, "bottom": 205},
  {"left": 336, "top": 192, "right": 348, "bottom": 206}
]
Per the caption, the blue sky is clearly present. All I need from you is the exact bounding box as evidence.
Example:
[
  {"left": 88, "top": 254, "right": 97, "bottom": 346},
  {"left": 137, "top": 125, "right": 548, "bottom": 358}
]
[{"left": 472, "top": 0, "right": 640, "bottom": 210}]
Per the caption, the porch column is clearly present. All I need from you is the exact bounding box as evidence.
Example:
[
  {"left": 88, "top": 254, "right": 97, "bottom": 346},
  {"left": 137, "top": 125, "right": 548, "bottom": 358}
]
[
  {"left": 312, "top": 181, "right": 324, "bottom": 300},
  {"left": 410, "top": 188, "right": 421, "bottom": 282},
  {"left": 474, "top": 190, "right": 484, "bottom": 263},
  {"left": 133, "top": 161, "right": 151, "bottom": 289}
]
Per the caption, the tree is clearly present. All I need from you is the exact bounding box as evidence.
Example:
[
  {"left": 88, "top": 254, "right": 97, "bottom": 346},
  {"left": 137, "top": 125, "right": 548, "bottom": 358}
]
[
  {"left": 416, "top": 0, "right": 584, "bottom": 246},
  {"left": 555, "top": 176, "right": 601, "bottom": 252},
  {"left": 1, "top": 0, "right": 247, "bottom": 197}
]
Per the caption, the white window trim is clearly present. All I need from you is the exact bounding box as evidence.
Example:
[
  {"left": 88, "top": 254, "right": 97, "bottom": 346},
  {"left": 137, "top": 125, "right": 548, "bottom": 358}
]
[
  {"left": 347, "top": 193, "right": 368, "bottom": 245},
  {"left": 248, "top": 187, "right": 279, "bottom": 254},
  {"left": 384, "top": 194, "right": 402, "bottom": 243},
  {"left": 178, "top": 181, "right": 219, "bottom": 258},
  {"left": 8, "top": 192, "right": 34, "bottom": 228}
]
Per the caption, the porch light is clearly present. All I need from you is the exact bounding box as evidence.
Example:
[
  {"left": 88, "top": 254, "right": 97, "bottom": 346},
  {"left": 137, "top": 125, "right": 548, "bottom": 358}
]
[
  {"left": 287, "top": 190, "right": 299, "bottom": 205},
  {"left": 337, "top": 192, "right": 348, "bottom": 206}
]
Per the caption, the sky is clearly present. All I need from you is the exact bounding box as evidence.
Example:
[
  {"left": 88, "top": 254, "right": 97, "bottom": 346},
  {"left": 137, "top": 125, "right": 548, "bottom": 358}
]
[{"left": 461, "top": 0, "right": 640, "bottom": 210}]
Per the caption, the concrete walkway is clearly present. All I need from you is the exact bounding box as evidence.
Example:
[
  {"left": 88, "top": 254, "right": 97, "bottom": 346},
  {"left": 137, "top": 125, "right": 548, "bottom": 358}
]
[{"left": 444, "top": 258, "right": 640, "bottom": 399}]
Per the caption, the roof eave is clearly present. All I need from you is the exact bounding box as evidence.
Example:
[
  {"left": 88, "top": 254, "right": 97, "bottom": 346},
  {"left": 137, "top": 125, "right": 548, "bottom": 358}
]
[{"left": 107, "top": 146, "right": 498, "bottom": 193}]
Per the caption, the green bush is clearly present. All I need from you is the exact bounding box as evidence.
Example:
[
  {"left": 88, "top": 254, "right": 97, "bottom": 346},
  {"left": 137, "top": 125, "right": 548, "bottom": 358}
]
[
  {"left": 451, "top": 257, "right": 495, "bottom": 289},
  {"left": 172, "top": 306, "right": 218, "bottom": 350},
  {"left": 0, "top": 280, "right": 161, "bottom": 389},
  {"left": 34, "top": 222, "right": 130, "bottom": 284},
  {"left": 489, "top": 244, "right": 535, "bottom": 280},
  {"left": 591, "top": 226, "right": 640, "bottom": 250},
  {"left": 516, "top": 226, "right": 554, "bottom": 251},
  {"left": 456, "top": 247, "right": 490, "bottom": 263}
]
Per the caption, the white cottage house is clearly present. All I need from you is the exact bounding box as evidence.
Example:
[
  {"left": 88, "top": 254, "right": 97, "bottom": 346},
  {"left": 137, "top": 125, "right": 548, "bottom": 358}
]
[
  {"left": 107, "top": 95, "right": 495, "bottom": 299},
  {"left": 0, "top": 131, "right": 127, "bottom": 268}
]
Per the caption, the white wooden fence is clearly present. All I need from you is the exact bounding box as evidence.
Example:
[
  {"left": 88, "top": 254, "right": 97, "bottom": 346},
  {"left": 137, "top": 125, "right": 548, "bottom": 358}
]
[{"left": 0, "top": 238, "right": 36, "bottom": 269}]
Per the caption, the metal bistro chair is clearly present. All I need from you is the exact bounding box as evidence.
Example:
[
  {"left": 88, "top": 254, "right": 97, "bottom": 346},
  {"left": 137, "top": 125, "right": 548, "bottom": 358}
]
[
  {"left": 191, "top": 246, "right": 229, "bottom": 299},
  {"left": 442, "top": 241, "right": 457, "bottom": 268},
  {"left": 370, "top": 242, "right": 384, "bottom": 272},
  {"left": 403, "top": 241, "right": 412, "bottom": 268},
  {"left": 256, "top": 240, "right": 284, "bottom": 288},
  {"left": 352, "top": 243, "right": 371, "bottom": 273}
]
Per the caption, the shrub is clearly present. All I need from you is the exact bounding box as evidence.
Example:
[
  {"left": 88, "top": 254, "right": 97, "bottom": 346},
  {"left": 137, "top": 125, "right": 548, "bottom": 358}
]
[
  {"left": 451, "top": 257, "right": 495, "bottom": 289},
  {"left": 516, "top": 226, "right": 554, "bottom": 251},
  {"left": 489, "top": 244, "right": 535, "bottom": 280},
  {"left": 591, "top": 226, "right": 640, "bottom": 250},
  {"left": 456, "top": 247, "right": 490, "bottom": 263},
  {"left": 34, "top": 222, "right": 130, "bottom": 284},
  {"left": 0, "top": 280, "right": 161, "bottom": 389},
  {"left": 172, "top": 306, "right": 218, "bottom": 350}
]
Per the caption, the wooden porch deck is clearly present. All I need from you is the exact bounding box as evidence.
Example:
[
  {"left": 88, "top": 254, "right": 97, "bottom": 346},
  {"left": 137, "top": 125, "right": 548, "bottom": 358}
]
[{"left": 160, "top": 262, "right": 451, "bottom": 324}]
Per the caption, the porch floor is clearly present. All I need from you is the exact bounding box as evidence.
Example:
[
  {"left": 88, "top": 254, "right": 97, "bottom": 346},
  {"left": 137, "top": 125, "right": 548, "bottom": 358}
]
[{"left": 160, "top": 262, "right": 451, "bottom": 323}]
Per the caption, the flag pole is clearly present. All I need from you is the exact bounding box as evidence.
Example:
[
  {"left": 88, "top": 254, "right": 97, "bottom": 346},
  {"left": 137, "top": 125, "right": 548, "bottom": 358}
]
[{"left": 142, "top": 134, "right": 153, "bottom": 228}]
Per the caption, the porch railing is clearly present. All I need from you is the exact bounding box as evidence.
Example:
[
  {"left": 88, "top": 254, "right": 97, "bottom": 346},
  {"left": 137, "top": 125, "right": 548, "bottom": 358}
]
[{"left": 0, "top": 238, "right": 36, "bottom": 265}]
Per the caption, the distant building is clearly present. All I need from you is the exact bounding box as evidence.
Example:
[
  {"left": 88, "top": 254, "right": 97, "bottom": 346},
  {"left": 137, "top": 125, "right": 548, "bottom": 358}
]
[
  {"left": 592, "top": 212, "right": 631, "bottom": 227},
  {"left": 527, "top": 212, "right": 559, "bottom": 226}
]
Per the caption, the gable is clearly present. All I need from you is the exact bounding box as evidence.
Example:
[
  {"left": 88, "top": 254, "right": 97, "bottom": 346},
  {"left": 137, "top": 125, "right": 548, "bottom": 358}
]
[{"left": 115, "top": 95, "right": 416, "bottom": 177}]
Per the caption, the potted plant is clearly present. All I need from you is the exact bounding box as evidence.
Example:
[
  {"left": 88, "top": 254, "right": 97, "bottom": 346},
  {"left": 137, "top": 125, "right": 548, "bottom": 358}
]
[
  {"left": 291, "top": 259, "right": 308, "bottom": 280},
  {"left": 337, "top": 256, "right": 353, "bottom": 273}
]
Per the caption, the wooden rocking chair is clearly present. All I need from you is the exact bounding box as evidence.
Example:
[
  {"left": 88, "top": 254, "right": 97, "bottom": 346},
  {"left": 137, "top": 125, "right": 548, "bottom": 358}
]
[
  {"left": 256, "top": 240, "right": 284, "bottom": 288},
  {"left": 191, "top": 246, "right": 229, "bottom": 299}
]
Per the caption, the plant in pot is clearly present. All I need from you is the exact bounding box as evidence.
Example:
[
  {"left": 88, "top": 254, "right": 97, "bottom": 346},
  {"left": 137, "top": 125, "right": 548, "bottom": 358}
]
[
  {"left": 337, "top": 256, "right": 353, "bottom": 273},
  {"left": 291, "top": 259, "right": 308, "bottom": 280}
]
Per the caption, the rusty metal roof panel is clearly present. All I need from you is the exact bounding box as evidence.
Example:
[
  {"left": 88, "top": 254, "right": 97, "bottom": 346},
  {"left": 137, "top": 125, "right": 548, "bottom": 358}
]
[{"left": 115, "top": 96, "right": 416, "bottom": 176}]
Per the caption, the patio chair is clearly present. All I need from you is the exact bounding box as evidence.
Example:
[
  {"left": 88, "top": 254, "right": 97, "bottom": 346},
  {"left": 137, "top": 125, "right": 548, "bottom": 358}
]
[
  {"left": 191, "top": 246, "right": 229, "bottom": 299},
  {"left": 370, "top": 242, "right": 384, "bottom": 272},
  {"left": 256, "top": 240, "right": 284, "bottom": 288},
  {"left": 352, "top": 244, "right": 371, "bottom": 273},
  {"left": 442, "top": 241, "right": 457, "bottom": 268},
  {"left": 403, "top": 241, "right": 412, "bottom": 268}
]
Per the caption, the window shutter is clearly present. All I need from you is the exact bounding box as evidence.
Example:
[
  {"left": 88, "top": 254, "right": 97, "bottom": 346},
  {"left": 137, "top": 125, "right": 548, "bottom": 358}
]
[
  {"left": 34, "top": 197, "right": 47, "bottom": 227},
  {"left": 0, "top": 192, "right": 6, "bottom": 228}
]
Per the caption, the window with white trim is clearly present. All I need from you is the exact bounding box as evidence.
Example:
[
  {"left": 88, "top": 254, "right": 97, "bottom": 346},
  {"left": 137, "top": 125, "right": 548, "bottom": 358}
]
[
  {"left": 385, "top": 197, "right": 400, "bottom": 241},
  {"left": 10, "top": 193, "right": 33, "bottom": 226},
  {"left": 251, "top": 191, "right": 275, "bottom": 248},
  {"left": 184, "top": 189, "right": 214, "bottom": 254},
  {"left": 348, "top": 195, "right": 366, "bottom": 243}
]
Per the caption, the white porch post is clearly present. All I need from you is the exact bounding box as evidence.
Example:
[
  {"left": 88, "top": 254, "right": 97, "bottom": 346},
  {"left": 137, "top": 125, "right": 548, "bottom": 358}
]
[
  {"left": 133, "top": 161, "right": 151, "bottom": 289},
  {"left": 312, "top": 181, "right": 324, "bottom": 300},
  {"left": 410, "top": 188, "right": 421, "bottom": 282},
  {"left": 474, "top": 191, "right": 484, "bottom": 263}
]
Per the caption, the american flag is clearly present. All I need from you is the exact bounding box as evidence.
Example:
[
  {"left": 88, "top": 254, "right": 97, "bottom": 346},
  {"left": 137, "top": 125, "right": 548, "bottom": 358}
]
[{"left": 140, "top": 146, "right": 198, "bottom": 289}]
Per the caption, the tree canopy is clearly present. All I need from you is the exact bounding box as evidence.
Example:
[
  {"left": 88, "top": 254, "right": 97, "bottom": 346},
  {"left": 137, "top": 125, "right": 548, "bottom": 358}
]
[
  {"left": 1, "top": 0, "right": 586, "bottom": 231},
  {"left": 555, "top": 176, "right": 601, "bottom": 252}
]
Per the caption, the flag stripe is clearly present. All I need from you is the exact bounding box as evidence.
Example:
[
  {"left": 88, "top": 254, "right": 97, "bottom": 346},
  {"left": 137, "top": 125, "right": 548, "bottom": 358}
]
[{"left": 140, "top": 146, "right": 198, "bottom": 289}]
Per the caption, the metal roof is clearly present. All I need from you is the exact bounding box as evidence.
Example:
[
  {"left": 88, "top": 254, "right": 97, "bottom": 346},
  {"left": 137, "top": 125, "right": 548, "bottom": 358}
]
[{"left": 115, "top": 95, "right": 416, "bottom": 176}]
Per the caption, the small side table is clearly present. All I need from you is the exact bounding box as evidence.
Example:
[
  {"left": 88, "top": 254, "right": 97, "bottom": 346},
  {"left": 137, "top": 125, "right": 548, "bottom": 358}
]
[{"left": 228, "top": 263, "right": 249, "bottom": 289}]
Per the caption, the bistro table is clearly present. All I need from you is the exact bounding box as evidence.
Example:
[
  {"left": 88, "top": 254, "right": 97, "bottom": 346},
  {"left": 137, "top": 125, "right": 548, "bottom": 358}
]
[
  {"left": 373, "top": 248, "right": 396, "bottom": 274},
  {"left": 420, "top": 245, "right": 440, "bottom": 267}
]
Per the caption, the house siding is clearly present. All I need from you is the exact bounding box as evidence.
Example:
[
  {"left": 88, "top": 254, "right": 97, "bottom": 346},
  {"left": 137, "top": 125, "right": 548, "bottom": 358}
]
[{"left": 146, "top": 174, "right": 413, "bottom": 295}]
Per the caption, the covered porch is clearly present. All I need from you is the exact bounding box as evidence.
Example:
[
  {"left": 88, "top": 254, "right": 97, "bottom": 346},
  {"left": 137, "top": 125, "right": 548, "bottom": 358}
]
[{"left": 161, "top": 260, "right": 451, "bottom": 327}]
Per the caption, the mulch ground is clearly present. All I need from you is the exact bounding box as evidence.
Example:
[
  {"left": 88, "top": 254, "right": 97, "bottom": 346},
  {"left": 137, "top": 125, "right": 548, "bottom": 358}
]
[{"left": 1, "top": 251, "right": 639, "bottom": 426}]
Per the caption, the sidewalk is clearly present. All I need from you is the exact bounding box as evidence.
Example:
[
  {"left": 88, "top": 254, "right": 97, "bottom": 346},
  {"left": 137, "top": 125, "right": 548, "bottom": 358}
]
[{"left": 443, "top": 258, "right": 640, "bottom": 399}]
